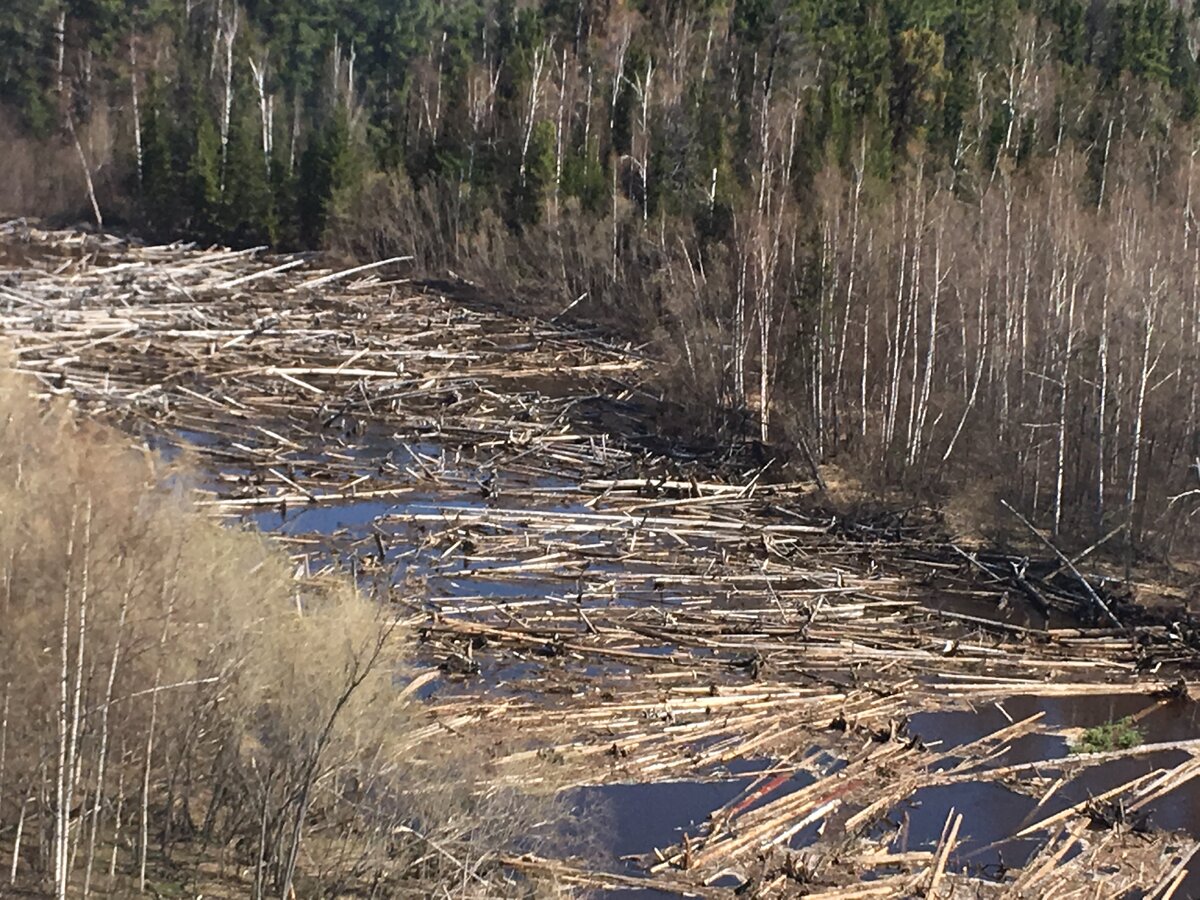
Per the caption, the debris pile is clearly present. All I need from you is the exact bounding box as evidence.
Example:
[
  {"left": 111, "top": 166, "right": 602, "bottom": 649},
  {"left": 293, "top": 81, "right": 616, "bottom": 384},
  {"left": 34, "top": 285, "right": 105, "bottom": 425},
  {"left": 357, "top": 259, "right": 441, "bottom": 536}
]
[{"left": 3, "top": 219, "right": 1198, "bottom": 897}]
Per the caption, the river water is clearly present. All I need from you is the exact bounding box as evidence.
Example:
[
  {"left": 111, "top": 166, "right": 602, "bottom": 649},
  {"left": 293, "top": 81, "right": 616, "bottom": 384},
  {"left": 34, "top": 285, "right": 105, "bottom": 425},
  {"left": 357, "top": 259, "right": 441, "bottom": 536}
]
[
  {"left": 7, "top": 226, "right": 1196, "bottom": 896},
  {"left": 175, "top": 425, "right": 1200, "bottom": 896}
]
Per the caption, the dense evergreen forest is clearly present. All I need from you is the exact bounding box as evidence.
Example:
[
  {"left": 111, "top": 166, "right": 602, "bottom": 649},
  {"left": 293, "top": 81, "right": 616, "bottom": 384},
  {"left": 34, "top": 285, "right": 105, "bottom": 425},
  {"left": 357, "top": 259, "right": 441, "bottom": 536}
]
[{"left": 4, "top": 0, "right": 1200, "bottom": 559}]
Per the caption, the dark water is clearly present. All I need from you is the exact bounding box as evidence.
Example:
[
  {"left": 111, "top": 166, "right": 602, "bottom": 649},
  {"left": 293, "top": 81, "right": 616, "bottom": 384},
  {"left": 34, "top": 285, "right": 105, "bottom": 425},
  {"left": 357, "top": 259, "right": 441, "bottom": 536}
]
[
  {"left": 570, "top": 779, "right": 754, "bottom": 860},
  {"left": 901, "top": 692, "right": 1200, "bottom": 881},
  {"left": 181, "top": 426, "right": 1200, "bottom": 893}
]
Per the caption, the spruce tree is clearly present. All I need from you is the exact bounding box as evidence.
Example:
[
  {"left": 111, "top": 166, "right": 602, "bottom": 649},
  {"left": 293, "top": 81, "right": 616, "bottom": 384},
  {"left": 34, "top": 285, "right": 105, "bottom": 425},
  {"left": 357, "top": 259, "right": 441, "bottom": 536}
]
[
  {"left": 512, "top": 119, "right": 556, "bottom": 228},
  {"left": 222, "top": 97, "right": 276, "bottom": 246},
  {"left": 1169, "top": 10, "right": 1200, "bottom": 121},
  {"left": 140, "top": 78, "right": 178, "bottom": 237},
  {"left": 187, "top": 113, "right": 222, "bottom": 241},
  {"left": 297, "top": 109, "right": 364, "bottom": 247}
]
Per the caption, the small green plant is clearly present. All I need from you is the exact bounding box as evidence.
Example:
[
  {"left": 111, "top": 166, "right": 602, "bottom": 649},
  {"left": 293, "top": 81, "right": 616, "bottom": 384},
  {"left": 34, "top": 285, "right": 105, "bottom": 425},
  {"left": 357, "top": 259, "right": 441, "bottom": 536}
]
[{"left": 1071, "top": 718, "right": 1143, "bottom": 754}]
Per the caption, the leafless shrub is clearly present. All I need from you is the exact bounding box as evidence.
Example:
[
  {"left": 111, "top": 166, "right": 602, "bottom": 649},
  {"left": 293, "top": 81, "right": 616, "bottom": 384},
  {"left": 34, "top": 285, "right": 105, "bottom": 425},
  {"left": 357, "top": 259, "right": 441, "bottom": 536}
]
[{"left": 0, "top": 356, "right": 571, "bottom": 898}]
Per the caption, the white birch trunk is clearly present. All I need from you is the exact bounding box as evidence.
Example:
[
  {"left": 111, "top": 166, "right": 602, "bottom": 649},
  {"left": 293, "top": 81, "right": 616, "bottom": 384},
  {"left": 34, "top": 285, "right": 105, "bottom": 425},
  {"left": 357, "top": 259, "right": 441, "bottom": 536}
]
[
  {"left": 130, "top": 40, "right": 143, "bottom": 184},
  {"left": 54, "top": 509, "right": 77, "bottom": 900},
  {"left": 83, "top": 587, "right": 129, "bottom": 898},
  {"left": 249, "top": 54, "right": 272, "bottom": 175},
  {"left": 218, "top": 8, "right": 239, "bottom": 192},
  {"left": 63, "top": 502, "right": 92, "bottom": 891},
  {"left": 518, "top": 43, "right": 549, "bottom": 188}
]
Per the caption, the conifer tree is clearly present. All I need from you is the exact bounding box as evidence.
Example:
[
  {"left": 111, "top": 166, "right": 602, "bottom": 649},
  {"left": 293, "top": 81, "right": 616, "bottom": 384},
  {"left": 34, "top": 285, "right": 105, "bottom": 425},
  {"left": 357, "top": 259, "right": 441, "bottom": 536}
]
[
  {"left": 513, "top": 119, "right": 555, "bottom": 227},
  {"left": 187, "top": 112, "right": 222, "bottom": 240},
  {"left": 222, "top": 99, "right": 276, "bottom": 245},
  {"left": 298, "top": 108, "right": 364, "bottom": 246},
  {"left": 1169, "top": 10, "right": 1200, "bottom": 121},
  {"left": 139, "top": 78, "right": 178, "bottom": 236}
]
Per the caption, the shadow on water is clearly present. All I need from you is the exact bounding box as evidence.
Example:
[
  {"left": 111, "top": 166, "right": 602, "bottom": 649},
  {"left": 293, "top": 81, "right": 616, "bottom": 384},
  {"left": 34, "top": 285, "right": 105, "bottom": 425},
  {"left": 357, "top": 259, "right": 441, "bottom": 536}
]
[
  {"left": 562, "top": 763, "right": 777, "bottom": 887},
  {"left": 568, "top": 779, "right": 750, "bottom": 864}
]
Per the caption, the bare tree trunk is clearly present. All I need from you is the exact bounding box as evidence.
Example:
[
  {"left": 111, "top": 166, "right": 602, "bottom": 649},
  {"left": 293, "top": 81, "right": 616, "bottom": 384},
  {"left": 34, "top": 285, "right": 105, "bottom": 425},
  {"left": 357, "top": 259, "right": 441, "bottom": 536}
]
[
  {"left": 1127, "top": 304, "right": 1156, "bottom": 549},
  {"left": 1097, "top": 117, "right": 1115, "bottom": 210},
  {"left": 68, "top": 769, "right": 91, "bottom": 875},
  {"left": 860, "top": 229, "right": 874, "bottom": 442},
  {"left": 582, "top": 64, "right": 593, "bottom": 151},
  {"left": 422, "top": 32, "right": 443, "bottom": 137},
  {"left": 331, "top": 31, "right": 341, "bottom": 102},
  {"left": 758, "top": 263, "right": 774, "bottom": 442},
  {"left": 40, "top": 763, "right": 50, "bottom": 875},
  {"left": 218, "top": 7, "right": 239, "bottom": 191},
  {"left": 1096, "top": 269, "right": 1110, "bottom": 528},
  {"left": 55, "top": 9, "right": 67, "bottom": 95},
  {"left": 109, "top": 746, "right": 125, "bottom": 883},
  {"left": 10, "top": 795, "right": 29, "bottom": 885},
  {"left": 0, "top": 685, "right": 7, "bottom": 810},
  {"left": 1054, "top": 270, "right": 1078, "bottom": 535},
  {"left": 733, "top": 252, "right": 748, "bottom": 409},
  {"left": 608, "top": 29, "right": 630, "bottom": 143},
  {"left": 66, "top": 115, "right": 103, "bottom": 230},
  {"left": 209, "top": 0, "right": 223, "bottom": 77},
  {"left": 610, "top": 155, "right": 619, "bottom": 282},
  {"left": 910, "top": 224, "right": 942, "bottom": 467},
  {"left": 835, "top": 133, "right": 866, "bottom": 446},
  {"left": 249, "top": 53, "right": 272, "bottom": 175},
  {"left": 63, "top": 501, "right": 93, "bottom": 893},
  {"left": 753, "top": 82, "right": 780, "bottom": 443},
  {"left": 83, "top": 588, "right": 129, "bottom": 898},
  {"left": 289, "top": 95, "right": 300, "bottom": 175},
  {"left": 638, "top": 58, "right": 653, "bottom": 222},
  {"left": 139, "top": 581, "right": 178, "bottom": 892},
  {"left": 943, "top": 288, "right": 988, "bottom": 463},
  {"left": 54, "top": 508, "right": 78, "bottom": 900},
  {"left": 902, "top": 167, "right": 927, "bottom": 462},
  {"left": 137, "top": 719, "right": 155, "bottom": 886},
  {"left": 553, "top": 48, "right": 568, "bottom": 219},
  {"left": 998, "top": 185, "right": 1016, "bottom": 435},
  {"left": 130, "top": 40, "right": 143, "bottom": 185},
  {"left": 518, "top": 43, "right": 549, "bottom": 188},
  {"left": 814, "top": 232, "right": 827, "bottom": 452},
  {"left": 885, "top": 223, "right": 908, "bottom": 451},
  {"left": 989, "top": 46, "right": 1028, "bottom": 183}
]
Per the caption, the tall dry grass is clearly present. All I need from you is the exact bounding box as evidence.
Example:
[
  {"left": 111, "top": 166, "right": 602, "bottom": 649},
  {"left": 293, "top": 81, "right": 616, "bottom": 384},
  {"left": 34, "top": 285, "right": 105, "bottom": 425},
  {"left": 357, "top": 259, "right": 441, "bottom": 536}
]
[{"left": 0, "top": 357, "right": 571, "bottom": 898}]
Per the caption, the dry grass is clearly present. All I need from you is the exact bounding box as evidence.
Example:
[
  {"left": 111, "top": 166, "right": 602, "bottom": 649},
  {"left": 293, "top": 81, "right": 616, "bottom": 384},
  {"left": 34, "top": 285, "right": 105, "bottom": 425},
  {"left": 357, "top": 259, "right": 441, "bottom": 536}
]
[{"left": 0, "top": 353, "right": 572, "bottom": 898}]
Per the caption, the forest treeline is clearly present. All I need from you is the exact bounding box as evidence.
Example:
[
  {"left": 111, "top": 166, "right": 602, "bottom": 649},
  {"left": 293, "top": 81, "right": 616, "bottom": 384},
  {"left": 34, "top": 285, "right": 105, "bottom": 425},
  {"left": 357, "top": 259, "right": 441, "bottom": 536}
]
[{"left": 4, "top": 0, "right": 1200, "bottom": 557}]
